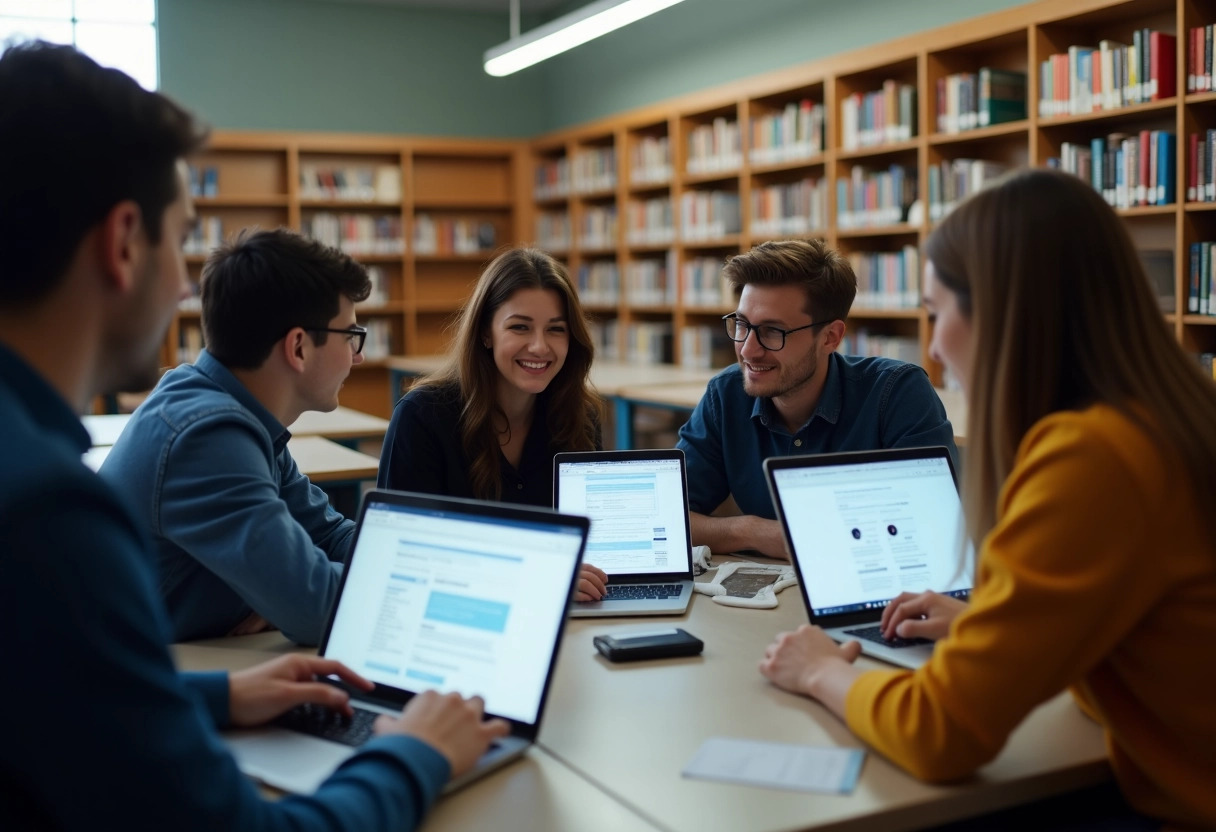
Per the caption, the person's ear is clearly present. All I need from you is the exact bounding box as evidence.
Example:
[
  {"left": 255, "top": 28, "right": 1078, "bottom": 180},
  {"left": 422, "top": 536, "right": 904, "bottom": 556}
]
[
  {"left": 98, "top": 200, "right": 144, "bottom": 293},
  {"left": 281, "top": 328, "right": 309, "bottom": 373},
  {"left": 821, "top": 320, "right": 846, "bottom": 352}
]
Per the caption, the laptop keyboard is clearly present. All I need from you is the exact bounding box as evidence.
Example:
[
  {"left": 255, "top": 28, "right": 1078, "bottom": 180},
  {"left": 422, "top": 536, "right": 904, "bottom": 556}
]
[
  {"left": 273, "top": 703, "right": 379, "bottom": 747},
  {"left": 605, "top": 583, "right": 683, "bottom": 600},
  {"left": 843, "top": 625, "right": 932, "bottom": 648}
]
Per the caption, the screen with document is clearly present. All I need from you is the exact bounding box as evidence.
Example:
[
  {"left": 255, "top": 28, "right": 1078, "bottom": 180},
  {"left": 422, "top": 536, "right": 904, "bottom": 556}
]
[
  {"left": 324, "top": 500, "right": 583, "bottom": 724},
  {"left": 771, "top": 456, "right": 973, "bottom": 615},
  {"left": 556, "top": 457, "right": 688, "bottom": 575}
]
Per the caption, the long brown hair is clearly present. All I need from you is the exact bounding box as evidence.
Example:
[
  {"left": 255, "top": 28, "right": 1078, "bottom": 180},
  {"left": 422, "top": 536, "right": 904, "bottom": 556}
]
[
  {"left": 925, "top": 168, "right": 1216, "bottom": 547},
  {"left": 419, "top": 247, "right": 600, "bottom": 500}
]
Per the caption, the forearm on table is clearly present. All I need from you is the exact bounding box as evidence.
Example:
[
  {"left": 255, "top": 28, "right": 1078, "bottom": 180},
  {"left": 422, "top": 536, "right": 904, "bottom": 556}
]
[{"left": 689, "top": 512, "right": 787, "bottom": 559}]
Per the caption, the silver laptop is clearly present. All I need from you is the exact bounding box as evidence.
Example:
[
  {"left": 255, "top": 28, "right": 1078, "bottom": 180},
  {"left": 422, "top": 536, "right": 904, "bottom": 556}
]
[
  {"left": 764, "top": 447, "right": 973, "bottom": 669},
  {"left": 554, "top": 449, "right": 695, "bottom": 617},
  {"left": 222, "top": 490, "right": 590, "bottom": 794}
]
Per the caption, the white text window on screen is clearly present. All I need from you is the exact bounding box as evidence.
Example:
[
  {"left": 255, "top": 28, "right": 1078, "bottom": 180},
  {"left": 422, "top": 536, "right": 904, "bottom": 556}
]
[{"left": 0, "top": 0, "right": 157, "bottom": 90}]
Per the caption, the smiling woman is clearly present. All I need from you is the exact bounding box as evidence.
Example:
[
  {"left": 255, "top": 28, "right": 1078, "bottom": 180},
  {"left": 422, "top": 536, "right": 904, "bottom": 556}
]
[{"left": 378, "top": 247, "right": 609, "bottom": 600}]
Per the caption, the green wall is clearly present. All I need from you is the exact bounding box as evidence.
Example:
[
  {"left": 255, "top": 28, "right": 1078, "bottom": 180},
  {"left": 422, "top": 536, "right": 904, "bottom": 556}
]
[
  {"left": 158, "top": 0, "right": 1033, "bottom": 138},
  {"left": 157, "top": 0, "right": 547, "bottom": 137}
]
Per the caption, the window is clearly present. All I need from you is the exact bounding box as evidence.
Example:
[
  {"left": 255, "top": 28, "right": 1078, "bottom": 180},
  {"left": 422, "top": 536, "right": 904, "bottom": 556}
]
[{"left": 0, "top": 0, "right": 157, "bottom": 90}]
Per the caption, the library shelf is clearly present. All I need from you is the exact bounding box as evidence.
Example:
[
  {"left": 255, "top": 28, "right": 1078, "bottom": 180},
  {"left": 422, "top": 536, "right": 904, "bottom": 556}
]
[{"left": 928, "top": 120, "right": 1030, "bottom": 146}]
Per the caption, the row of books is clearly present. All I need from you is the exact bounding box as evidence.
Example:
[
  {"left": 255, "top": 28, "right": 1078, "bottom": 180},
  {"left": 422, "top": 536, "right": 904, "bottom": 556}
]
[
  {"left": 303, "top": 213, "right": 405, "bottom": 255},
  {"left": 847, "top": 246, "right": 921, "bottom": 310},
  {"left": 1052, "top": 131, "right": 1177, "bottom": 209},
  {"left": 359, "top": 319, "right": 393, "bottom": 360},
  {"left": 573, "top": 147, "right": 617, "bottom": 193},
  {"left": 751, "top": 177, "right": 828, "bottom": 237},
  {"left": 412, "top": 215, "right": 496, "bottom": 256},
  {"left": 626, "top": 197, "right": 675, "bottom": 246},
  {"left": 589, "top": 319, "right": 620, "bottom": 361},
  {"left": 629, "top": 256, "right": 676, "bottom": 306},
  {"left": 535, "top": 212, "right": 571, "bottom": 250},
  {"left": 535, "top": 157, "right": 570, "bottom": 200},
  {"left": 680, "top": 325, "right": 735, "bottom": 369},
  {"left": 631, "top": 135, "right": 672, "bottom": 185},
  {"left": 1188, "top": 241, "right": 1216, "bottom": 315},
  {"left": 683, "top": 256, "right": 731, "bottom": 308},
  {"left": 1038, "top": 32, "right": 1176, "bottom": 118},
  {"left": 749, "top": 100, "right": 826, "bottom": 164},
  {"left": 680, "top": 190, "right": 742, "bottom": 240},
  {"left": 686, "top": 117, "right": 743, "bottom": 175},
  {"left": 840, "top": 81, "right": 916, "bottom": 151},
  {"left": 299, "top": 165, "right": 401, "bottom": 203},
  {"left": 184, "top": 216, "right": 224, "bottom": 255},
  {"left": 187, "top": 164, "right": 219, "bottom": 198},
  {"left": 1188, "top": 25, "right": 1216, "bottom": 91},
  {"left": 1197, "top": 353, "right": 1216, "bottom": 380},
  {"left": 625, "top": 322, "right": 675, "bottom": 364},
  {"left": 927, "top": 159, "right": 1006, "bottom": 221},
  {"left": 576, "top": 261, "right": 620, "bottom": 307},
  {"left": 360, "top": 266, "right": 389, "bottom": 307},
  {"left": 838, "top": 330, "right": 919, "bottom": 364},
  {"left": 1187, "top": 130, "right": 1216, "bottom": 203},
  {"left": 579, "top": 205, "right": 618, "bottom": 250},
  {"left": 934, "top": 68, "right": 1026, "bottom": 134},
  {"left": 836, "top": 164, "right": 917, "bottom": 229}
]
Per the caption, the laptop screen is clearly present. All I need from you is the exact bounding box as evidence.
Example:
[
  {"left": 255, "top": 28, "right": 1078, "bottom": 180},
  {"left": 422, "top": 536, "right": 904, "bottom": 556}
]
[
  {"left": 323, "top": 499, "right": 584, "bottom": 724},
  {"left": 770, "top": 454, "right": 973, "bottom": 617},
  {"left": 556, "top": 455, "right": 689, "bottom": 576}
]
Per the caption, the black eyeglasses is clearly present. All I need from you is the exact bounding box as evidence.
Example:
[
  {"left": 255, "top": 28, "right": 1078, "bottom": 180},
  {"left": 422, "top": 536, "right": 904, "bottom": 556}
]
[
  {"left": 307, "top": 325, "right": 368, "bottom": 355},
  {"left": 722, "top": 313, "right": 833, "bottom": 352}
]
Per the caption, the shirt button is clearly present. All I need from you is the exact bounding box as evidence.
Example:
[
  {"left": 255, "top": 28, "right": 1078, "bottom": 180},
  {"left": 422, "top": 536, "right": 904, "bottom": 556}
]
[
  {"left": 516, "top": 483, "right": 524, "bottom": 490},
  {"left": 794, "top": 439, "right": 802, "bottom": 447}
]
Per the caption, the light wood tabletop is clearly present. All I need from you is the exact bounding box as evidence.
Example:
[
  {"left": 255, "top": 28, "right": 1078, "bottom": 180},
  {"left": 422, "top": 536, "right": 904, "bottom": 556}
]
[
  {"left": 175, "top": 573, "right": 1110, "bottom": 832},
  {"left": 287, "top": 405, "right": 391, "bottom": 440},
  {"left": 286, "top": 436, "right": 379, "bottom": 483}
]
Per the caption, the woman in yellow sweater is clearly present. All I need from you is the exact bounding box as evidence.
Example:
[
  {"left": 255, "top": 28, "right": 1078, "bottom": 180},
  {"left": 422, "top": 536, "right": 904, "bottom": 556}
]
[{"left": 759, "top": 168, "right": 1216, "bottom": 829}]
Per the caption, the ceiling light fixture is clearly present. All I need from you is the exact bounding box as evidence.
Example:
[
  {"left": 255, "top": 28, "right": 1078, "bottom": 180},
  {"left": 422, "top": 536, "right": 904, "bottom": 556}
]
[{"left": 484, "top": 0, "right": 687, "bottom": 77}]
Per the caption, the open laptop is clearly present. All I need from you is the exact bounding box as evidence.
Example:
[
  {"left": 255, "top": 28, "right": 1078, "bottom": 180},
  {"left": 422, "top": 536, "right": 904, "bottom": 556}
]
[
  {"left": 764, "top": 447, "right": 973, "bottom": 669},
  {"left": 222, "top": 489, "right": 590, "bottom": 794},
  {"left": 554, "top": 449, "right": 695, "bottom": 617}
]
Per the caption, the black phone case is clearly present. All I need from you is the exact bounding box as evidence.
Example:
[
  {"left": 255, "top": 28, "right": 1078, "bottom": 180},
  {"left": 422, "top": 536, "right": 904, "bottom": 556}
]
[{"left": 593, "top": 628, "right": 703, "bottom": 662}]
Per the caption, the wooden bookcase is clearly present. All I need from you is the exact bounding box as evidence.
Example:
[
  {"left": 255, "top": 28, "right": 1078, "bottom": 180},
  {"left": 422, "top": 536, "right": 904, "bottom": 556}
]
[
  {"left": 179, "top": 132, "right": 526, "bottom": 417},
  {"left": 527, "top": 0, "right": 1216, "bottom": 386}
]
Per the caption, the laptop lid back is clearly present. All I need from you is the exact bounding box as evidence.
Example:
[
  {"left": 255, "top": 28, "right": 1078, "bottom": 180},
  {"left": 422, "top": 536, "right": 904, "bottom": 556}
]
[
  {"left": 318, "top": 490, "right": 589, "bottom": 740},
  {"left": 553, "top": 449, "right": 694, "bottom": 582},
  {"left": 764, "top": 447, "right": 972, "bottom": 629}
]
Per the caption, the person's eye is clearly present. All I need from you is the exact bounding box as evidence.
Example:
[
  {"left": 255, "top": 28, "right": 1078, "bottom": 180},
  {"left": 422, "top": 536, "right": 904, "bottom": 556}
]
[
  {"left": 509, "top": 324, "right": 529, "bottom": 331},
  {"left": 759, "top": 326, "right": 784, "bottom": 340},
  {"left": 548, "top": 326, "right": 568, "bottom": 334}
]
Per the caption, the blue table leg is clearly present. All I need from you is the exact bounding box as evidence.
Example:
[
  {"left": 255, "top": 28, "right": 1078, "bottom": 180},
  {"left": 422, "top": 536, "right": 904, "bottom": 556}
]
[{"left": 613, "top": 396, "right": 633, "bottom": 450}]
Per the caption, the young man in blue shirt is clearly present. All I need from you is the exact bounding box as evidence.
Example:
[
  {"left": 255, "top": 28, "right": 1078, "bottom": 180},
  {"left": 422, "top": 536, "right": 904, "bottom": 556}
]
[
  {"left": 677, "top": 239, "right": 957, "bottom": 559},
  {"left": 103, "top": 228, "right": 371, "bottom": 645},
  {"left": 0, "top": 41, "right": 505, "bottom": 831}
]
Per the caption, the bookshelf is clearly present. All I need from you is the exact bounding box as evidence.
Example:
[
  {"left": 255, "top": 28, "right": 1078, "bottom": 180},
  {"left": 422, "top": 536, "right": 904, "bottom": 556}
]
[
  {"left": 527, "top": 0, "right": 1216, "bottom": 385},
  {"left": 180, "top": 133, "right": 524, "bottom": 417}
]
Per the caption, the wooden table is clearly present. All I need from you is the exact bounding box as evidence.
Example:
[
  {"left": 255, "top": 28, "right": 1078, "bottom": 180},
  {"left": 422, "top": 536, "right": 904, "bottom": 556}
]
[
  {"left": 285, "top": 436, "right": 379, "bottom": 483},
  {"left": 175, "top": 573, "right": 1110, "bottom": 832},
  {"left": 85, "top": 407, "right": 391, "bottom": 447}
]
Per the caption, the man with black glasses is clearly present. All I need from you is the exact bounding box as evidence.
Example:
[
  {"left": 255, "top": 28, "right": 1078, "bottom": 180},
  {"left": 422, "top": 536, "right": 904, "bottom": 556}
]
[
  {"left": 103, "top": 228, "right": 374, "bottom": 644},
  {"left": 676, "top": 239, "right": 957, "bottom": 560}
]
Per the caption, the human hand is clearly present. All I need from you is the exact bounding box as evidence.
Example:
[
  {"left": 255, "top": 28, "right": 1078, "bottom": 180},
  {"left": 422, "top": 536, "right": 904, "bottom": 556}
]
[
  {"left": 759, "top": 624, "right": 860, "bottom": 698},
  {"left": 752, "top": 517, "right": 791, "bottom": 561},
  {"left": 879, "top": 590, "right": 967, "bottom": 641},
  {"left": 575, "top": 563, "right": 608, "bottom": 601},
  {"left": 227, "top": 612, "right": 274, "bottom": 637},
  {"left": 375, "top": 691, "right": 511, "bottom": 777},
  {"left": 228, "top": 654, "right": 374, "bottom": 727}
]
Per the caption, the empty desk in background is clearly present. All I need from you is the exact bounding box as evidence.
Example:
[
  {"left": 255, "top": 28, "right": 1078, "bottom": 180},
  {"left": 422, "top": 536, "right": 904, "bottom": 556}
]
[
  {"left": 174, "top": 577, "right": 1110, "bottom": 832},
  {"left": 85, "top": 406, "right": 391, "bottom": 447}
]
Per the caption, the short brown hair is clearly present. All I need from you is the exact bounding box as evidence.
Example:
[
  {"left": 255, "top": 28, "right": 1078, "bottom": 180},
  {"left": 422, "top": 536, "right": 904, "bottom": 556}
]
[{"left": 722, "top": 239, "right": 857, "bottom": 322}]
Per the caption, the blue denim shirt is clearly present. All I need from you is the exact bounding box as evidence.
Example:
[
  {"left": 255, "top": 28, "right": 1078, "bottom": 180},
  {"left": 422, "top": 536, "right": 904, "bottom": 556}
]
[
  {"left": 0, "top": 341, "right": 449, "bottom": 832},
  {"left": 677, "top": 353, "right": 958, "bottom": 517},
  {"left": 100, "top": 350, "right": 354, "bottom": 645}
]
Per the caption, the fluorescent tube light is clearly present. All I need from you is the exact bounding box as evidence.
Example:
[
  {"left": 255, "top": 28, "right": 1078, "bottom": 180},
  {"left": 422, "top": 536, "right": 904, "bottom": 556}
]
[{"left": 484, "top": 0, "right": 687, "bottom": 77}]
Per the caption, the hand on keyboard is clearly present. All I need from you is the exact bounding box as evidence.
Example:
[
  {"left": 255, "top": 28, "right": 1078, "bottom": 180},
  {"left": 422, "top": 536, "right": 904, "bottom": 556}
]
[{"left": 376, "top": 691, "right": 511, "bottom": 778}]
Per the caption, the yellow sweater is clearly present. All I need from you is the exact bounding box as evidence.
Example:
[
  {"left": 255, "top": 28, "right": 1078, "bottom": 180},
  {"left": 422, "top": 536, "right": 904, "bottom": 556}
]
[{"left": 845, "top": 405, "right": 1216, "bottom": 829}]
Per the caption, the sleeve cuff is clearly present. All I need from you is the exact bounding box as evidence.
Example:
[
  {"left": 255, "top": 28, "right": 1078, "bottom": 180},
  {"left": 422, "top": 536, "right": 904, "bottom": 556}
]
[{"left": 180, "top": 671, "right": 231, "bottom": 727}]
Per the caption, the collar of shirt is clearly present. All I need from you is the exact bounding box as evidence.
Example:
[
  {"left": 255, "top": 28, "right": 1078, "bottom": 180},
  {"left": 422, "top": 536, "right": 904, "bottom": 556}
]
[
  {"left": 749, "top": 351, "right": 843, "bottom": 435},
  {"left": 193, "top": 350, "right": 291, "bottom": 454},
  {"left": 0, "top": 340, "right": 91, "bottom": 453}
]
